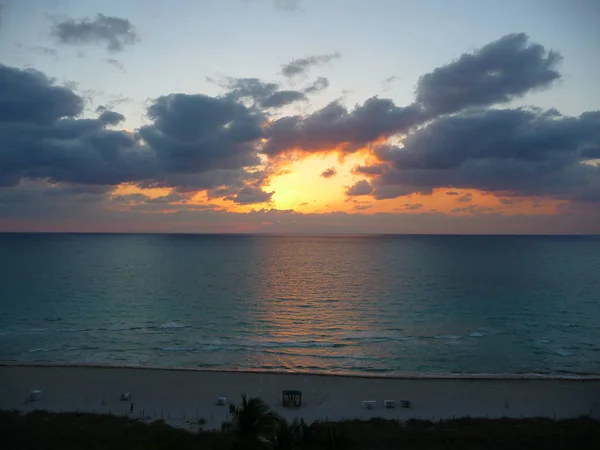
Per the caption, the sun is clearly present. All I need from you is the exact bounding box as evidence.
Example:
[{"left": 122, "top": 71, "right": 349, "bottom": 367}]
[{"left": 267, "top": 153, "right": 368, "bottom": 212}]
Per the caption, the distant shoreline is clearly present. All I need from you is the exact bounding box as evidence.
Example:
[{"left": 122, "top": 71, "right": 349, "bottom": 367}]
[{"left": 2, "top": 361, "right": 599, "bottom": 381}]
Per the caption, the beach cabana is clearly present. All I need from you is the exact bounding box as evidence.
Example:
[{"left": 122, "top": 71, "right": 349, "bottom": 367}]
[{"left": 282, "top": 390, "right": 302, "bottom": 407}]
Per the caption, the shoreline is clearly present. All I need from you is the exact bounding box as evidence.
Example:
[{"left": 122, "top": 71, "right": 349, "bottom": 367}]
[{"left": 2, "top": 361, "right": 599, "bottom": 381}]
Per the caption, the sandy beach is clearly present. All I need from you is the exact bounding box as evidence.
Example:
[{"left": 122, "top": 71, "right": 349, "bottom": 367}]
[{"left": 1, "top": 364, "right": 599, "bottom": 431}]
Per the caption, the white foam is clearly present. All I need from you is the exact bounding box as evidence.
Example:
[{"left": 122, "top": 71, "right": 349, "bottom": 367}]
[
  {"left": 435, "top": 334, "right": 462, "bottom": 340},
  {"left": 159, "top": 322, "right": 186, "bottom": 329},
  {"left": 159, "top": 347, "right": 195, "bottom": 352},
  {"left": 468, "top": 332, "right": 485, "bottom": 337},
  {"left": 556, "top": 349, "right": 576, "bottom": 357}
]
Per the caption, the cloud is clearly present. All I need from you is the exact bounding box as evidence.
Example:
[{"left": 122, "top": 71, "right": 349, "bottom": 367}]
[
  {"left": 0, "top": 65, "right": 83, "bottom": 125},
  {"left": 281, "top": 52, "right": 341, "bottom": 78},
  {"left": 4, "top": 188, "right": 598, "bottom": 234},
  {"left": 4, "top": 32, "right": 600, "bottom": 228},
  {"left": 404, "top": 203, "right": 423, "bottom": 210},
  {"left": 262, "top": 98, "right": 422, "bottom": 156},
  {"left": 352, "top": 164, "right": 387, "bottom": 176},
  {"left": 304, "top": 77, "right": 330, "bottom": 94},
  {"left": 346, "top": 180, "right": 373, "bottom": 196},
  {"left": 0, "top": 64, "right": 273, "bottom": 204},
  {"left": 320, "top": 167, "right": 337, "bottom": 178},
  {"left": 27, "top": 46, "right": 58, "bottom": 57},
  {"left": 415, "top": 33, "right": 562, "bottom": 116},
  {"left": 51, "top": 14, "right": 138, "bottom": 52},
  {"left": 274, "top": 0, "right": 304, "bottom": 11},
  {"left": 369, "top": 107, "right": 600, "bottom": 201},
  {"left": 457, "top": 192, "right": 472, "bottom": 203},
  {"left": 226, "top": 185, "right": 274, "bottom": 204},
  {"left": 263, "top": 34, "right": 568, "bottom": 159},
  {"left": 451, "top": 205, "right": 495, "bottom": 214},
  {"left": 106, "top": 58, "right": 125, "bottom": 72},
  {"left": 223, "top": 77, "right": 307, "bottom": 108}
]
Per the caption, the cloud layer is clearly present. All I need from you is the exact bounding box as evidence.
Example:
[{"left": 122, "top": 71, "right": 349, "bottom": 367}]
[{"left": 2, "top": 32, "right": 600, "bottom": 230}]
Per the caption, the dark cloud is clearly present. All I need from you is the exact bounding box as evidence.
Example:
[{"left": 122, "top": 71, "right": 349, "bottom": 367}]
[
  {"left": 321, "top": 167, "right": 337, "bottom": 178},
  {"left": 138, "top": 93, "right": 264, "bottom": 173},
  {"left": 304, "top": 77, "right": 330, "bottom": 94},
  {"left": 0, "top": 65, "right": 83, "bottom": 124},
  {"left": 52, "top": 14, "right": 138, "bottom": 52},
  {"left": 0, "top": 64, "right": 272, "bottom": 204},
  {"left": 106, "top": 58, "right": 125, "bottom": 72},
  {"left": 226, "top": 185, "right": 274, "bottom": 204},
  {"left": 263, "top": 33, "right": 568, "bottom": 159},
  {"left": 351, "top": 164, "right": 386, "bottom": 176},
  {"left": 281, "top": 52, "right": 341, "bottom": 78},
  {"left": 262, "top": 98, "right": 422, "bottom": 155},
  {"left": 404, "top": 203, "right": 423, "bottom": 210},
  {"left": 416, "top": 33, "right": 562, "bottom": 116},
  {"left": 383, "top": 76, "right": 400, "bottom": 84},
  {"left": 27, "top": 46, "right": 58, "bottom": 56},
  {"left": 96, "top": 108, "right": 125, "bottom": 125},
  {"left": 260, "top": 90, "right": 306, "bottom": 108},
  {"left": 346, "top": 180, "right": 373, "bottom": 196},
  {"left": 353, "top": 204, "right": 372, "bottom": 211},
  {"left": 369, "top": 107, "right": 600, "bottom": 201},
  {"left": 446, "top": 191, "right": 460, "bottom": 195},
  {"left": 223, "top": 77, "right": 306, "bottom": 108},
  {"left": 451, "top": 205, "right": 496, "bottom": 214},
  {"left": 274, "top": 0, "right": 304, "bottom": 11},
  {"left": 457, "top": 192, "right": 472, "bottom": 203}
]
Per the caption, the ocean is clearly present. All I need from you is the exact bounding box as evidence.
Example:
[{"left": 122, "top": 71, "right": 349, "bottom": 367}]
[{"left": 0, "top": 233, "right": 599, "bottom": 377}]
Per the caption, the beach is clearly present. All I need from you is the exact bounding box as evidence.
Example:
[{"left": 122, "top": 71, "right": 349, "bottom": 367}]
[{"left": 1, "top": 364, "right": 598, "bottom": 430}]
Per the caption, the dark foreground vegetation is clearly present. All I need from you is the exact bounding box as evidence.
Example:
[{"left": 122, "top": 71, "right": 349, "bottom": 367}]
[{"left": 1, "top": 396, "right": 599, "bottom": 450}]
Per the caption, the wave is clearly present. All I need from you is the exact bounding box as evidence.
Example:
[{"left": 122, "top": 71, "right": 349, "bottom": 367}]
[
  {"left": 256, "top": 348, "right": 378, "bottom": 361},
  {"left": 468, "top": 332, "right": 485, "bottom": 337},
  {"left": 158, "top": 322, "right": 187, "bottom": 329},
  {"left": 159, "top": 347, "right": 196, "bottom": 352},
  {"left": 554, "top": 349, "right": 577, "bottom": 357},
  {"left": 249, "top": 341, "right": 346, "bottom": 349},
  {"left": 28, "top": 348, "right": 54, "bottom": 353},
  {"left": 434, "top": 335, "right": 462, "bottom": 340},
  {"left": 44, "top": 317, "right": 62, "bottom": 322},
  {"left": 105, "top": 326, "right": 145, "bottom": 332}
]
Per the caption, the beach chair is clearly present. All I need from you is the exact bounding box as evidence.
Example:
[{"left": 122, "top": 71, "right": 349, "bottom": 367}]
[
  {"left": 400, "top": 400, "right": 411, "bottom": 408},
  {"left": 121, "top": 392, "right": 131, "bottom": 401},
  {"left": 384, "top": 399, "right": 396, "bottom": 408},
  {"left": 29, "top": 390, "right": 42, "bottom": 401},
  {"left": 362, "top": 400, "right": 376, "bottom": 410},
  {"left": 216, "top": 397, "right": 227, "bottom": 406}
]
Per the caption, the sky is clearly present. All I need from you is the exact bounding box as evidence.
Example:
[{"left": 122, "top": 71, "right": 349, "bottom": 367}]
[{"left": 0, "top": 0, "right": 599, "bottom": 234}]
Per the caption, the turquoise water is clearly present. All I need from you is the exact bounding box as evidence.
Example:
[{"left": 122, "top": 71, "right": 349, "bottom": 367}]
[{"left": 0, "top": 233, "right": 599, "bottom": 376}]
